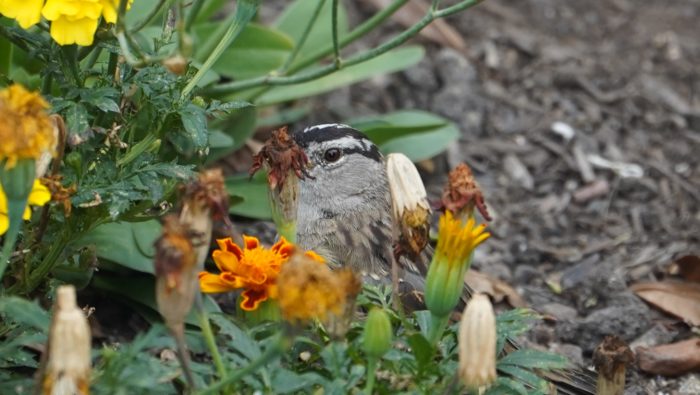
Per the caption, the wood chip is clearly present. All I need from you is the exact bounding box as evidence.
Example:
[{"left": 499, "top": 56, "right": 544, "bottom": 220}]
[
  {"left": 637, "top": 338, "right": 700, "bottom": 376},
  {"left": 465, "top": 270, "right": 526, "bottom": 308}
]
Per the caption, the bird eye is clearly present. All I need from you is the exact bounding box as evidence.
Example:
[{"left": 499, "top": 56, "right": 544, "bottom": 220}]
[{"left": 323, "top": 148, "right": 342, "bottom": 163}]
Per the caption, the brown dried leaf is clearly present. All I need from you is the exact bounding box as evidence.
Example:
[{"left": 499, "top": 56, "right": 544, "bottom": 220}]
[
  {"left": 637, "top": 338, "right": 700, "bottom": 376},
  {"left": 359, "top": 0, "right": 467, "bottom": 51},
  {"left": 673, "top": 255, "right": 700, "bottom": 283},
  {"left": 465, "top": 270, "right": 526, "bottom": 308},
  {"left": 631, "top": 280, "right": 700, "bottom": 326}
]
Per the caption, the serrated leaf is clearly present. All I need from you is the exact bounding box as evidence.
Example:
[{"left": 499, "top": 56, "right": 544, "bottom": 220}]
[
  {"left": 407, "top": 333, "right": 433, "bottom": 369},
  {"left": 225, "top": 173, "right": 272, "bottom": 220},
  {"left": 0, "top": 297, "right": 50, "bottom": 331},
  {"left": 497, "top": 364, "right": 549, "bottom": 392},
  {"left": 209, "top": 313, "right": 261, "bottom": 360},
  {"left": 179, "top": 103, "right": 208, "bottom": 149},
  {"left": 498, "top": 349, "right": 569, "bottom": 370},
  {"left": 65, "top": 102, "right": 90, "bottom": 134},
  {"left": 486, "top": 377, "right": 529, "bottom": 395}
]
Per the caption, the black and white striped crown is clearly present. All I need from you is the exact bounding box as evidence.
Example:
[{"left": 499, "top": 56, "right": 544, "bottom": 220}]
[{"left": 293, "top": 123, "right": 382, "bottom": 161}]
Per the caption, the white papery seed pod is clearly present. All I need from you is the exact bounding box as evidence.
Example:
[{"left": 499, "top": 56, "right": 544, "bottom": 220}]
[{"left": 458, "top": 293, "right": 497, "bottom": 391}]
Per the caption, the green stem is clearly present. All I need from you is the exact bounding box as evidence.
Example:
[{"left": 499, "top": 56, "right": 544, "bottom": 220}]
[
  {"left": 427, "top": 313, "right": 449, "bottom": 346},
  {"left": 331, "top": 0, "right": 341, "bottom": 66},
  {"left": 0, "top": 226, "right": 19, "bottom": 285},
  {"left": 60, "top": 45, "right": 82, "bottom": 87},
  {"left": 22, "top": 232, "right": 71, "bottom": 293},
  {"left": 0, "top": 20, "right": 12, "bottom": 78},
  {"left": 185, "top": 0, "right": 204, "bottom": 30},
  {"left": 364, "top": 358, "right": 377, "bottom": 395},
  {"left": 181, "top": 0, "right": 259, "bottom": 99},
  {"left": 207, "top": 0, "right": 481, "bottom": 96},
  {"left": 196, "top": 294, "right": 227, "bottom": 379},
  {"left": 197, "top": 334, "right": 287, "bottom": 395},
  {"left": 279, "top": 0, "right": 327, "bottom": 73},
  {"left": 0, "top": 23, "right": 30, "bottom": 53},
  {"left": 83, "top": 46, "right": 103, "bottom": 70},
  {"left": 133, "top": 0, "right": 172, "bottom": 32},
  {"left": 170, "top": 323, "right": 197, "bottom": 390}
]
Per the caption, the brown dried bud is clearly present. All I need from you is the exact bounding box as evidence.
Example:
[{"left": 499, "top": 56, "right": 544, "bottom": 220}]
[
  {"left": 386, "top": 153, "right": 431, "bottom": 259},
  {"left": 42, "top": 285, "right": 91, "bottom": 395},
  {"left": 162, "top": 55, "right": 188, "bottom": 76},
  {"left": 250, "top": 126, "right": 310, "bottom": 191},
  {"left": 41, "top": 175, "right": 76, "bottom": 217},
  {"left": 458, "top": 293, "right": 497, "bottom": 391},
  {"left": 180, "top": 168, "right": 228, "bottom": 267},
  {"left": 154, "top": 215, "right": 198, "bottom": 327},
  {"left": 439, "top": 163, "right": 491, "bottom": 221}
]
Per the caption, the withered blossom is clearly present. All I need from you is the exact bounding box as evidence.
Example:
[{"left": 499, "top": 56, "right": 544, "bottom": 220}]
[
  {"left": 249, "top": 126, "right": 310, "bottom": 190},
  {"left": 438, "top": 163, "right": 491, "bottom": 221}
]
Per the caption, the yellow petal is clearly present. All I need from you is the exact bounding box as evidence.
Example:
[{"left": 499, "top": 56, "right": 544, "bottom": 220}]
[
  {"left": 49, "top": 16, "right": 98, "bottom": 46},
  {"left": 198, "top": 272, "right": 235, "bottom": 293},
  {"left": 0, "top": 0, "right": 44, "bottom": 28},
  {"left": 28, "top": 180, "right": 51, "bottom": 206},
  {"left": 0, "top": 213, "right": 8, "bottom": 235}
]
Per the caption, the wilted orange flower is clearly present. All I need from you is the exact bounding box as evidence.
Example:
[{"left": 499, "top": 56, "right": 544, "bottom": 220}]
[
  {"left": 199, "top": 236, "right": 324, "bottom": 311},
  {"left": 277, "top": 253, "right": 360, "bottom": 324},
  {"left": 0, "top": 84, "right": 54, "bottom": 168}
]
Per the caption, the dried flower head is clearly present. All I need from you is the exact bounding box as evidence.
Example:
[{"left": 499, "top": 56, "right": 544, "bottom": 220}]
[
  {"left": 277, "top": 252, "right": 360, "bottom": 324},
  {"left": 199, "top": 236, "right": 325, "bottom": 311},
  {"left": 250, "top": 126, "right": 310, "bottom": 190},
  {"left": 0, "top": 84, "right": 54, "bottom": 169},
  {"left": 154, "top": 215, "right": 198, "bottom": 326},
  {"left": 458, "top": 293, "right": 497, "bottom": 390},
  {"left": 40, "top": 175, "right": 76, "bottom": 217},
  {"left": 593, "top": 335, "right": 634, "bottom": 395},
  {"left": 42, "top": 285, "right": 91, "bottom": 395},
  {"left": 0, "top": 179, "right": 51, "bottom": 235},
  {"left": 439, "top": 163, "right": 491, "bottom": 221},
  {"left": 386, "top": 153, "right": 431, "bottom": 258}
]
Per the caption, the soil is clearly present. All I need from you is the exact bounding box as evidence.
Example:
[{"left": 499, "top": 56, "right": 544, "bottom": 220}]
[{"left": 243, "top": 0, "right": 700, "bottom": 394}]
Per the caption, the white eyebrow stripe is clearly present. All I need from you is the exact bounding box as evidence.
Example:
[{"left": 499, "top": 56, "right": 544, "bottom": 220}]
[
  {"left": 303, "top": 123, "right": 352, "bottom": 132},
  {"left": 320, "top": 135, "right": 366, "bottom": 150}
]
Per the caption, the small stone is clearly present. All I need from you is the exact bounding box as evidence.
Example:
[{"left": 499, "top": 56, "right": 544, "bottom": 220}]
[
  {"left": 403, "top": 58, "right": 438, "bottom": 91},
  {"left": 434, "top": 48, "right": 477, "bottom": 85},
  {"left": 679, "top": 374, "right": 700, "bottom": 395},
  {"left": 513, "top": 265, "right": 541, "bottom": 284},
  {"left": 551, "top": 343, "right": 584, "bottom": 367},
  {"left": 630, "top": 323, "right": 676, "bottom": 352},
  {"left": 540, "top": 303, "right": 578, "bottom": 321}
]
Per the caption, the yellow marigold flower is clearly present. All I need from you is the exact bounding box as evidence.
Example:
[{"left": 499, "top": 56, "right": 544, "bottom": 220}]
[
  {"left": 0, "top": 0, "right": 45, "bottom": 28},
  {"left": 199, "top": 236, "right": 324, "bottom": 311},
  {"left": 41, "top": 0, "right": 102, "bottom": 46},
  {"left": 425, "top": 210, "right": 490, "bottom": 318},
  {"left": 0, "top": 84, "right": 54, "bottom": 169},
  {"left": 277, "top": 252, "right": 359, "bottom": 324},
  {"left": 0, "top": 179, "right": 50, "bottom": 235}
]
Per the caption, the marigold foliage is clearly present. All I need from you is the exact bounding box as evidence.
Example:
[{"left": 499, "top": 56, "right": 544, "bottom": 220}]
[{"left": 0, "top": 84, "right": 54, "bottom": 169}]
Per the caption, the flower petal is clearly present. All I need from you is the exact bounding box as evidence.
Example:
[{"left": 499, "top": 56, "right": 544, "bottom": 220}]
[
  {"left": 0, "top": 0, "right": 44, "bottom": 28},
  {"left": 28, "top": 180, "right": 51, "bottom": 206},
  {"left": 0, "top": 214, "right": 8, "bottom": 235},
  {"left": 304, "top": 250, "right": 325, "bottom": 263},
  {"left": 216, "top": 237, "right": 242, "bottom": 260},
  {"left": 240, "top": 289, "right": 268, "bottom": 311},
  {"left": 49, "top": 16, "right": 98, "bottom": 46},
  {"left": 243, "top": 235, "right": 259, "bottom": 250},
  {"left": 212, "top": 250, "right": 239, "bottom": 273},
  {"left": 198, "top": 272, "right": 234, "bottom": 293}
]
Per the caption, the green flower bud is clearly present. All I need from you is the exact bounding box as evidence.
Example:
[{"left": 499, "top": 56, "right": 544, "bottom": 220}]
[
  {"left": 363, "top": 308, "right": 393, "bottom": 359},
  {"left": 64, "top": 151, "right": 82, "bottom": 177}
]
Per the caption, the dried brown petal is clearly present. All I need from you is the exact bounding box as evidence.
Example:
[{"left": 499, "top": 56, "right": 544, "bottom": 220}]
[
  {"left": 439, "top": 163, "right": 491, "bottom": 221},
  {"left": 250, "top": 126, "right": 310, "bottom": 190}
]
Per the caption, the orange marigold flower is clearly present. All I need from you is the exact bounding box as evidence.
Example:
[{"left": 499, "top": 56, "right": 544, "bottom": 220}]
[{"left": 199, "top": 236, "right": 324, "bottom": 311}]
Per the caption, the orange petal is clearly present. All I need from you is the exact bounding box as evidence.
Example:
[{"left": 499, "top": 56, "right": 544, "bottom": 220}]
[
  {"left": 212, "top": 250, "right": 240, "bottom": 273},
  {"left": 216, "top": 238, "right": 243, "bottom": 260},
  {"left": 243, "top": 235, "right": 259, "bottom": 250},
  {"left": 240, "top": 288, "right": 268, "bottom": 311},
  {"left": 199, "top": 272, "right": 234, "bottom": 293},
  {"left": 220, "top": 272, "right": 245, "bottom": 288},
  {"left": 248, "top": 267, "right": 267, "bottom": 285}
]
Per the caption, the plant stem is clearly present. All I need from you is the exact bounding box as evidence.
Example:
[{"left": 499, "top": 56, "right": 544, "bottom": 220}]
[
  {"left": 331, "top": 0, "right": 341, "bottom": 66},
  {"left": 61, "top": 45, "right": 82, "bottom": 87},
  {"left": 197, "top": 334, "right": 288, "bottom": 395},
  {"left": 170, "top": 322, "right": 197, "bottom": 390},
  {"left": 196, "top": 294, "right": 227, "bottom": 379},
  {"left": 185, "top": 0, "right": 204, "bottom": 30},
  {"left": 364, "top": 357, "right": 377, "bottom": 395},
  {"left": 0, "top": 21, "right": 12, "bottom": 78},
  {"left": 207, "top": 0, "right": 482, "bottom": 96},
  {"left": 22, "top": 231, "right": 71, "bottom": 293},
  {"left": 133, "top": 0, "right": 173, "bottom": 32},
  {"left": 0, "top": 23, "right": 30, "bottom": 53},
  {"left": 427, "top": 313, "right": 449, "bottom": 346},
  {"left": 278, "top": 0, "right": 327, "bottom": 73},
  {"left": 181, "top": 0, "right": 259, "bottom": 99}
]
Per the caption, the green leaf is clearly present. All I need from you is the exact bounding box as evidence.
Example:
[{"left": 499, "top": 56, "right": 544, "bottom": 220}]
[
  {"left": 65, "top": 102, "right": 90, "bottom": 134},
  {"left": 74, "top": 220, "right": 161, "bottom": 274},
  {"left": 347, "top": 110, "right": 460, "bottom": 161},
  {"left": 406, "top": 333, "right": 433, "bottom": 369},
  {"left": 0, "top": 296, "right": 50, "bottom": 331},
  {"left": 496, "top": 364, "right": 549, "bottom": 392},
  {"left": 255, "top": 46, "right": 425, "bottom": 105},
  {"left": 208, "top": 313, "right": 261, "bottom": 360},
  {"left": 179, "top": 103, "right": 208, "bottom": 149},
  {"left": 225, "top": 173, "right": 272, "bottom": 220},
  {"left": 194, "top": 23, "right": 294, "bottom": 79},
  {"left": 487, "top": 377, "right": 529, "bottom": 395},
  {"left": 498, "top": 349, "right": 569, "bottom": 370},
  {"left": 274, "top": 0, "right": 349, "bottom": 70}
]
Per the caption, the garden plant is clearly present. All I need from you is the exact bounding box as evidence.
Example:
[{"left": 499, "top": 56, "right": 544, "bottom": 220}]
[{"left": 0, "top": 0, "right": 585, "bottom": 393}]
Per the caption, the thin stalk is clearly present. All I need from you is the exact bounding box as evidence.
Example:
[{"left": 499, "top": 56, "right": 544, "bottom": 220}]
[
  {"left": 185, "top": 0, "right": 204, "bottom": 30},
  {"left": 195, "top": 294, "right": 227, "bottom": 379},
  {"left": 0, "top": 228, "right": 19, "bottom": 284},
  {"left": 279, "top": 0, "right": 327, "bottom": 72},
  {"left": 83, "top": 46, "right": 103, "bottom": 70},
  {"left": 181, "top": 0, "right": 259, "bottom": 98},
  {"left": 133, "top": 0, "right": 173, "bottom": 32},
  {"left": 197, "top": 334, "right": 287, "bottom": 395},
  {"left": 60, "top": 45, "right": 82, "bottom": 87},
  {"left": 0, "top": 22, "right": 11, "bottom": 78},
  {"left": 331, "top": 0, "right": 341, "bottom": 66},
  {"left": 427, "top": 313, "right": 449, "bottom": 346},
  {"left": 170, "top": 323, "right": 197, "bottom": 390},
  {"left": 0, "top": 23, "right": 30, "bottom": 52},
  {"left": 364, "top": 358, "right": 377, "bottom": 395},
  {"left": 207, "top": 0, "right": 482, "bottom": 96}
]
